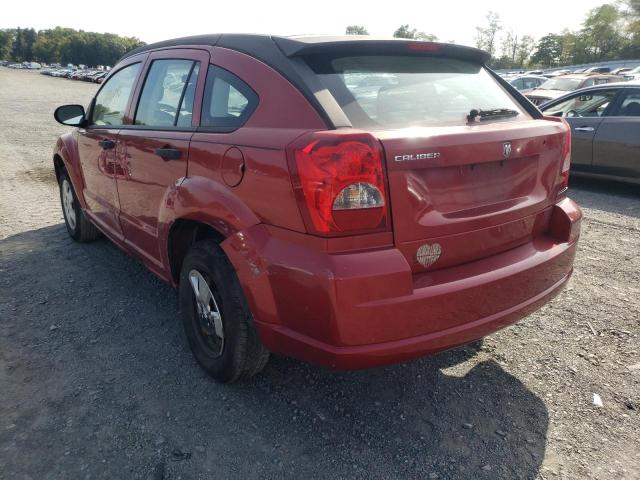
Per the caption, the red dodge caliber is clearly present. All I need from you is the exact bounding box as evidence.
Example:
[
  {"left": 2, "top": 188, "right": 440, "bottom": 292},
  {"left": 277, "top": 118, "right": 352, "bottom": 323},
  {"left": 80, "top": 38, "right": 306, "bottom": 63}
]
[{"left": 53, "top": 35, "right": 581, "bottom": 382}]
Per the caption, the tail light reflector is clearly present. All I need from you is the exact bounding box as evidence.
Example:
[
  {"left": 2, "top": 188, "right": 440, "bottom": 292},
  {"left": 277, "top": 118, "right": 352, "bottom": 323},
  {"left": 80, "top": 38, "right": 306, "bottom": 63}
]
[
  {"left": 287, "top": 131, "right": 389, "bottom": 236},
  {"left": 544, "top": 115, "right": 572, "bottom": 196}
]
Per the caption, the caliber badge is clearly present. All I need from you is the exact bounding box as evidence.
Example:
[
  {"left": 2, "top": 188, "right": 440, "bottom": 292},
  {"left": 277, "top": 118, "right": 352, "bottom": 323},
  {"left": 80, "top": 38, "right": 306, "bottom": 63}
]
[{"left": 416, "top": 243, "right": 442, "bottom": 268}]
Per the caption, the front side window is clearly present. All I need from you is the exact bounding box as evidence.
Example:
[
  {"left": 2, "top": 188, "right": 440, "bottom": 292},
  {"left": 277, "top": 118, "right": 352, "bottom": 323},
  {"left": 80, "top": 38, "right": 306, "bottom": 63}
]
[
  {"left": 306, "top": 55, "right": 527, "bottom": 129},
  {"left": 200, "top": 65, "right": 258, "bottom": 129},
  {"left": 135, "top": 59, "right": 199, "bottom": 127},
  {"left": 543, "top": 90, "right": 618, "bottom": 118},
  {"left": 92, "top": 63, "right": 140, "bottom": 126}
]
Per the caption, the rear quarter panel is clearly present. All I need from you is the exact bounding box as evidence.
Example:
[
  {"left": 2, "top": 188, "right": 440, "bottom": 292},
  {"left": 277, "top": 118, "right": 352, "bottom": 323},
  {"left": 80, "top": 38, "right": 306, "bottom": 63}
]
[{"left": 185, "top": 47, "right": 327, "bottom": 233}]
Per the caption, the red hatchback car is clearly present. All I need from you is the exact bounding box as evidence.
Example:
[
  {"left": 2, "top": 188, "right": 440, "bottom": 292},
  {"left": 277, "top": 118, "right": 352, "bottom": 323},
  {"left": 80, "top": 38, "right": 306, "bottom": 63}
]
[{"left": 53, "top": 35, "right": 581, "bottom": 382}]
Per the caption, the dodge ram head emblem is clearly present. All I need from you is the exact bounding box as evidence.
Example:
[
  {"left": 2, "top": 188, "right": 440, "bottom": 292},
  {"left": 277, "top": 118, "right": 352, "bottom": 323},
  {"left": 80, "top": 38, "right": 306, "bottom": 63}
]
[
  {"left": 416, "top": 243, "right": 442, "bottom": 268},
  {"left": 503, "top": 142, "right": 512, "bottom": 159}
]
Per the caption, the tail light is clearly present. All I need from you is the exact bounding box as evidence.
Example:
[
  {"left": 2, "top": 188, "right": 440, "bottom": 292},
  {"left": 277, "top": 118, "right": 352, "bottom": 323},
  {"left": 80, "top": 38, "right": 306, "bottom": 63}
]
[
  {"left": 286, "top": 131, "right": 389, "bottom": 236},
  {"left": 559, "top": 118, "right": 572, "bottom": 194}
]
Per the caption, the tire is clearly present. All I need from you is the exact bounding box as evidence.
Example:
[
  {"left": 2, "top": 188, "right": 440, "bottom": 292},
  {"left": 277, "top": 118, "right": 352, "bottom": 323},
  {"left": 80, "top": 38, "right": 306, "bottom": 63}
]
[
  {"left": 58, "top": 171, "right": 102, "bottom": 242},
  {"left": 179, "top": 240, "right": 269, "bottom": 383}
]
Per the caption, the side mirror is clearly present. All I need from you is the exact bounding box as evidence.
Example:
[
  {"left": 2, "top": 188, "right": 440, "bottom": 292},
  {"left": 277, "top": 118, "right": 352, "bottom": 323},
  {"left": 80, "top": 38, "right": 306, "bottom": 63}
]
[
  {"left": 54, "top": 104, "right": 86, "bottom": 126},
  {"left": 578, "top": 95, "right": 593, "bottom": 102}
]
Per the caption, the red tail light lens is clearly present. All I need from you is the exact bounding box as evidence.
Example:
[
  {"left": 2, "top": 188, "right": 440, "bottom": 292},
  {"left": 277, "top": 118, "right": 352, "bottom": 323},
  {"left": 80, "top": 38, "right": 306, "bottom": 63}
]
[
  {"left": 287, "top": 131, "right": 389, "bottom": 236},
  {"left": 406, "top": 42, "right": 442, "bottom": 53},
  {"left": 559, "top": 118, "right": 572, "bottom": 194}
]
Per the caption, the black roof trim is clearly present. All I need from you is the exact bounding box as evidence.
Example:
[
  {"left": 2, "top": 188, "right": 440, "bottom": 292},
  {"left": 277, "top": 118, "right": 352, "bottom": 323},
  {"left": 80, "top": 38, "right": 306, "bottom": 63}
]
[
  {"left": 119, "top": 34, "right": 490, "bottom": 65},
  {"left": 119, "top": 34, "right": 223, "bottom": 61}
]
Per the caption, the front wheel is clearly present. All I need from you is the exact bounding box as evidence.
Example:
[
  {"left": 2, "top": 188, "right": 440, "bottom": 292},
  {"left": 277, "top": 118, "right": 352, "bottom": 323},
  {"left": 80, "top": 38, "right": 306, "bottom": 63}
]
[
  {"left": 179, "top": 240, "right": 269, "bottom": 383},
  {"left": 58, "top": 171, "right": 101, "bottom": 242}
]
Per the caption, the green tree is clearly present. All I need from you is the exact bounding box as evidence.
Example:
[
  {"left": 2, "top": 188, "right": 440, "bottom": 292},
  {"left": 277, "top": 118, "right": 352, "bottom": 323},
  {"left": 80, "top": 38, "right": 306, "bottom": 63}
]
[
  {"left": 580, "top": 4, "right": 623, "bottom": 61},
  {"left": 475, "top": 11, "right": 501, "bottom": 57},
  {"left": 2, "top": 26, "right": 144, "bottom": 65},
  {"left": 621, "top": 0, "right": 640, "bottom": 58},
  {"left": 345, "top": 25, "right": 369, "bottom": 35},
  {"left": 0, "top": 30, "right": 12, "bottom": 59},
  {"left": 515, "top": 35, "right": 535, "bottom": 68},
  {"left": 530, "top": 34, "right": 563, "bottom": 67},
  {"left": 393, "top": 25, "right": 437, "bottom": 41},
  {"left": 393, "top": 24, "right": 417, "bottom": 39}
]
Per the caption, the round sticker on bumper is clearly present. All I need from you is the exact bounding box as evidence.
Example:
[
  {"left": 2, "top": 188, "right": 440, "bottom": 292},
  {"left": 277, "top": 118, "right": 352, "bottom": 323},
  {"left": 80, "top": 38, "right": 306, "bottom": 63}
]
[{"left": 416, "top": 243, "right": 442, "bottom": 268}]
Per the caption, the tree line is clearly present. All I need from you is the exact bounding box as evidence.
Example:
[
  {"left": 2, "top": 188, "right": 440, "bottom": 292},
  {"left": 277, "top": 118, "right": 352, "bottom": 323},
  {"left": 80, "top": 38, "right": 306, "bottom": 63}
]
[
  {"left": 345, "top": 1, "right": 640, "bottom": 69},
  {"left": 0, "top": 27, "right": 145, "bottom": 67}
]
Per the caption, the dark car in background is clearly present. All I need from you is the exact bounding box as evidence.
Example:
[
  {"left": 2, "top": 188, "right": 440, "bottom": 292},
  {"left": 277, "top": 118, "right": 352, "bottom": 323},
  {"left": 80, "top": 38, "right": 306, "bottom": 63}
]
[
  {"left": 541, "top": 81, "right": 640, "bottom": 184},
  {"left": 526, "top": 74, "right": 623, "bottom": 105}
]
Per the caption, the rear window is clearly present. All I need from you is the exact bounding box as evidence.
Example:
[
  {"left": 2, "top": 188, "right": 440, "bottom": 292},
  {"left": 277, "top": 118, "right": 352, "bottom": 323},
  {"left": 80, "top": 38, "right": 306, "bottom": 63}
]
[{"left": 305, "top": 55, "right": 527, "bottom": 129}]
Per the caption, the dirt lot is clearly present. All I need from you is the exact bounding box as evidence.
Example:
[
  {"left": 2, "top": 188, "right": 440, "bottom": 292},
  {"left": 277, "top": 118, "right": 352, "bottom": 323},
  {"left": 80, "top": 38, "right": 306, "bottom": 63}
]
[{"left": 0, "top": 68, "right": 638, "bottom": 480}]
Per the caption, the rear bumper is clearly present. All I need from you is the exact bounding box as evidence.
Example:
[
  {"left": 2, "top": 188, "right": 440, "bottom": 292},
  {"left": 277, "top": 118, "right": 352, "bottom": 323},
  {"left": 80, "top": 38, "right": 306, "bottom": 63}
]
[{"left": 223, "top": 198, "right": 581, "bottom": 370}]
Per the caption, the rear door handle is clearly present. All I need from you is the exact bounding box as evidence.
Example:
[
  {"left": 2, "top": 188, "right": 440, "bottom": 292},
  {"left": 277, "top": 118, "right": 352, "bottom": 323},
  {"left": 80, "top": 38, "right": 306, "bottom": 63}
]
[
  {"left": 574, "top": 126, "right": 595, "bottom": 132},
  {"left": 98, "top": 139, "right": 115, "bottom": 150},
  {"left": 154, "top": 147, "right": 182, "bottom": 161}
]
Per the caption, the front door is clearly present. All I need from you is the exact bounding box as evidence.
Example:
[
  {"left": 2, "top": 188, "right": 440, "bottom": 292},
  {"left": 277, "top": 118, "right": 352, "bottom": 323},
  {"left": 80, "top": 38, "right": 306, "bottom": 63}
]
[
  {"left": 593, "top": 88, "right": 640, "bottom": 181},
  {"left": 545, "top": 89, "right": 619, "bottom": 171},
  {"left": 77, "top": 61, "right": 142, "bottom": 238},
  {"left": 116, "top": 50, "right": 209, "bottom": 268}
]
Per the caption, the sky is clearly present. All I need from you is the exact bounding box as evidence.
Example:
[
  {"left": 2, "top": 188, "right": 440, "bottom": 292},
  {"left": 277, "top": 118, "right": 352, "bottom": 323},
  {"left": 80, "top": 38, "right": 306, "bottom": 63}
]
[{"left": 2, "top": 0, "right": 610, "bottom": 48}]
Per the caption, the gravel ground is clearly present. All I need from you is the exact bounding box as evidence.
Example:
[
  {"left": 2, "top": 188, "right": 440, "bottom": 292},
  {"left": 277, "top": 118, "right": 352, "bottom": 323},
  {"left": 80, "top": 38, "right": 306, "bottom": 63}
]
[{"left": 0, "top": 68, "right": 638, "bottom": 480}]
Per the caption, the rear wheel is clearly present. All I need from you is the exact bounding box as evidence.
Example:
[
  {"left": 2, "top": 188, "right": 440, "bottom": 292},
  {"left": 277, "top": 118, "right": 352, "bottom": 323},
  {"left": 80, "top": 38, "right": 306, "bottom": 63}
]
[
  {"left": 58, "top": 171, "right": 101, "bottom": 242},
  {"left": 179, "top": 240, "right": 269, "bottom": 383}
]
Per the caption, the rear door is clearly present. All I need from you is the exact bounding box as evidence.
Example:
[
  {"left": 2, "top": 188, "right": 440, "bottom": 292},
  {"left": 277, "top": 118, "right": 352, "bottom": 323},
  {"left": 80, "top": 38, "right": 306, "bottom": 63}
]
[
  {"left": 593, "top": 88, "right": 640, "bottom": 181},
  {"left": 116, "top": 49, "right": 209, "bottom": 267},
  {"left": 77, "top": 61, "right": 142, "bottom": 238}
]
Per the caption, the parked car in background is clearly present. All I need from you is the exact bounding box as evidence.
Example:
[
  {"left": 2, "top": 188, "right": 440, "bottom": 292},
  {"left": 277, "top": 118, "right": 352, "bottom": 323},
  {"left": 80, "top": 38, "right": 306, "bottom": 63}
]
[
  {"left": 584, "top": 66, "right": 611, "bottom": 74},
  {"left": 52, "top": 34, "right": 580, "bottom": 382},
  {"left": 508, "top": 75, "right": 547, "bottom": 92},
  {"left": 525, "top": 74, "right": 622, "bottom": 105},
  {"left": 624, "top": 66, "right": 640, "bottom": 81},
  {"left": 610, "top": 67, "right": 632, "bottom": 75},
  {"left": 545, "top": 69, "right": 572, "bottom": 77},
  {"left": 541, "top": 81, "right": 640, "bottom": 184}
]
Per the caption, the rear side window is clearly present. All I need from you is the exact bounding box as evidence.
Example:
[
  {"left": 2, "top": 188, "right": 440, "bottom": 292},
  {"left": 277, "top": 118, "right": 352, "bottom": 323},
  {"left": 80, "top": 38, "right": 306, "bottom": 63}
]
[
  {"left": 611, "top": 91, "right": 640, "bottom": 117},
  {"left": 135, "top": 59, "right": 199, "bottom": 127},
  {"left": 92, "top": 63, "right": 140, "bottom": 126},
  {"left": 200, "top": 65, "right": 258, "bottom": 129},
  {"left": 305, "top": 55, "right": 527, "bottom": 129}
]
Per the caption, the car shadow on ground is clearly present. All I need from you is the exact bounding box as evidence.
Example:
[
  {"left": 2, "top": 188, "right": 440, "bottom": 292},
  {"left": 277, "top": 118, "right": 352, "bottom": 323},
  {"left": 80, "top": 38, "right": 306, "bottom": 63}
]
[
  {"left": 1, "top": 224, "right": 548, "bottom": 480},
  {"left": 568, "top": 176, "right": 640, "bottom": 218}
]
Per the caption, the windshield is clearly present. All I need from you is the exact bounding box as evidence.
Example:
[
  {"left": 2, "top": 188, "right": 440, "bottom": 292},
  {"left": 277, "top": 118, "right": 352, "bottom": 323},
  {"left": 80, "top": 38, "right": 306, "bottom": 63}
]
[
  {"left": 538, "top": 78, "right": 583, "bottom": 91},
  {"left": 630, "top": 66, "right": 640, "bottom": 74},
  {"left": 306, "top": 55, "right": 527, "bottom": 129}
]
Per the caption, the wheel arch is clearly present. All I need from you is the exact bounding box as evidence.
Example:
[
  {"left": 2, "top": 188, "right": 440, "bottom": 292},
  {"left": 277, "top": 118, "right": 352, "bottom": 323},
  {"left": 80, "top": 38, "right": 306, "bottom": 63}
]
[
  {"left": 159, "top": 176, "right": 262, "bottom": 285},
  {"left": 53, "top": 133, "right": 87, "bottom": 208},
  {"left": 166, "top": 218, "right": 227, "bottom": 284}
]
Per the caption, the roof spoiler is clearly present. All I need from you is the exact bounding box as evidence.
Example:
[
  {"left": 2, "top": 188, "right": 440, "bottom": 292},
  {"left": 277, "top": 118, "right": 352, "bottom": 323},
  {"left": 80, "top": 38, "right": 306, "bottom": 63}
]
[{"left": 273, "top": 36, "right": 491, "bottom": 65}]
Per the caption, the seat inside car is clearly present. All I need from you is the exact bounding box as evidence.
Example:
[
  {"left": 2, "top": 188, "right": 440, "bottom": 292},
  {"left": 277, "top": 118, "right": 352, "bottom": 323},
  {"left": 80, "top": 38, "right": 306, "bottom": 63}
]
[{"left": 621, "top": 101, "right": 640, "bottom": 116}]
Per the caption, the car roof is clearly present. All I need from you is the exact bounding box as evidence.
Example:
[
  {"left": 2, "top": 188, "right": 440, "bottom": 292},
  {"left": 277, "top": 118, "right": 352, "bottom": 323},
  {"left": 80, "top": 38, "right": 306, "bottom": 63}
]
[
  {"left": 120, "top": 34, "right": 491, "bottom": 64},
  {"left": 541, "top": 80, "right": 640, "bottom": 107}
]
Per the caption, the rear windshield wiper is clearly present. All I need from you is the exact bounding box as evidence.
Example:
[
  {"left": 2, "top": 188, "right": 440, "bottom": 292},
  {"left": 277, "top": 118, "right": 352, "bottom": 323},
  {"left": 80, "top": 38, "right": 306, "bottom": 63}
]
[{"left": 467, "top": 108, "right": 519, "bottom": 122}]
